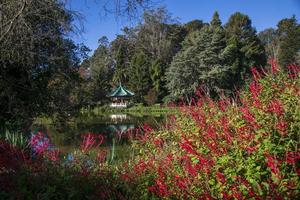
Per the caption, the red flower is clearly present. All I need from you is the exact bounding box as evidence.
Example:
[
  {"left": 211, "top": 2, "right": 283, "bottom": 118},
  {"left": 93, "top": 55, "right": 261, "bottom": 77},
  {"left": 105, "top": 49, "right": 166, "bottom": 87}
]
[
  {"left": 143, "top": 124, "right": 153, "bottom": 133},
  {"left": 153, "top": 138, "right": 164, "bottom": 147},
  {"left": 240, "top": 107, "right": 258, "bottom": 127},
  {"left": 276, "top": 120, "right": 288, "bottom": 135},
  {"left": 267, "top": 100, "right": 284, "bottom": 116},
  {"left": 269, "top": 58, "right": 279, "bottom": 74},
  {"left": 179, "top": 138, "right": 199, "bottom": 156},
  {"left": 97, "top": 149, "right": 108, "bottom": 163},
  {"left": 251, "top": 67, "right": 261, "bottom": 81},
  {"left": 287, "top": 64, "right": 300, "bottom": 78},
  {"left": 218, "top": 99, "right": 230, "bottom": 112},
  {"left": 216, "top": 172, "right": 226, "bottom": 184},
  {"left": 249, "top": 80, "right": 262, "bottom": 98},
  {"left": 46, "top": 150, "right": 60, "bottom": 161},
  {"left": 285, "top": 152, "right": 300, "bottom": 165},
  {"left": 80, "top": 133, "right": 104, "bottom": 153},
  {"left": 134, "top": 160, "right": 148, "bottom": 175},
  {"left": 265, "top": 154, "right": 280, "bottom": 175},
  {"left": 246, "top": 146, "right": 257, "bottom": 154}
]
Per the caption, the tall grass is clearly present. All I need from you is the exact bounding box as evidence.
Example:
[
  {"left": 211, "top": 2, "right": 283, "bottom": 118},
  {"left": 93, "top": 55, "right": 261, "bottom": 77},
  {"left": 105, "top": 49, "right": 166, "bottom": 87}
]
[{"left": 0, "top": 129, "right": 29, "bottom": 150}]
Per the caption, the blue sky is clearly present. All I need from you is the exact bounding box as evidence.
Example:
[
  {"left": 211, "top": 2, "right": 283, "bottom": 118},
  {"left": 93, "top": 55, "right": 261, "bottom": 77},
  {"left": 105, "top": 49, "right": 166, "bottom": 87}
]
[{"left": 67, "top": 0, "right": 300, "bottom": 53}]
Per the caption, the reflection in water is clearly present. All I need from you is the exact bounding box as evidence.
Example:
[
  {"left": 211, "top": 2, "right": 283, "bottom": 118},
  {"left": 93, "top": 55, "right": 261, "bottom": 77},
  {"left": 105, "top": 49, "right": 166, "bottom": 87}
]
[
  {"left": 31, "top": 114, "right": 167, "bottom": 163},
  {"left": 110, "top": 114, "right": 128, "bottom": 121}
]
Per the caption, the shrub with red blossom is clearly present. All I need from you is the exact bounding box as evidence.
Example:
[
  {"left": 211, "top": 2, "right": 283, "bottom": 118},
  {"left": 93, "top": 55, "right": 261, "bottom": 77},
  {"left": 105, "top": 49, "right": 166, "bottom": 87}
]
[{"left": 121, "top": 63, "right": 300, "bottom": 199}]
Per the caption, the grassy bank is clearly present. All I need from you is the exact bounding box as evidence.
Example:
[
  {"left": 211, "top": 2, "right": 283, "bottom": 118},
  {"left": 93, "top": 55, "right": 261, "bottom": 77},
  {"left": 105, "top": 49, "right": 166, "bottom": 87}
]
[{"left": 83, "top": 104, "right": 177, "bottom": 117}]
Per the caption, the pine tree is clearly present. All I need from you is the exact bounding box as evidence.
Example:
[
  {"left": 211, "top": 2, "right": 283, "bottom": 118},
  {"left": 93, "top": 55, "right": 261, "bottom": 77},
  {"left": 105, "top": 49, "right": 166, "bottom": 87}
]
[
  {"left": 277, "top": 16, "right": 300, "bottom": 67},
  {"left": 128, "top": 52, "right": 151, "bottom": 102},
  {"left": 210, "top": 11, "right": 222, "bottom": 29},
  {"left": 113, "top": 45, "right": 128, "bottom": 84},
  {"left": 90, "top": 36, "right": 113, "bottom": 103},
  {"left": 150, "top": 59, "right": 167, "bottom": 102},
  {"left": 166, "top": 13, "right": 230, "bottom": 101},
  {"left": 224, "top": 12, "right": 266, "bottom": 88},
  {"left": 166, "top": 28, "right": 209, "bottom": 102}
]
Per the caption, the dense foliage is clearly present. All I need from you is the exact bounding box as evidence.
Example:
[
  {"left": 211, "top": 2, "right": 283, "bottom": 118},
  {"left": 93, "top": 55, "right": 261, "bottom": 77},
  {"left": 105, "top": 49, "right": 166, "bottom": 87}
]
[
  {"left": 121, "top": 62, "right": 300, "bottom": 199},
  {"left": 0, "top": 63, "right": 299, "bottom": 199},
  {"left": 85, "top": 10, "right": 299, "bottom": 105},
  {"left": 0, "top": 0, "right": 88, "bottom": 130}
]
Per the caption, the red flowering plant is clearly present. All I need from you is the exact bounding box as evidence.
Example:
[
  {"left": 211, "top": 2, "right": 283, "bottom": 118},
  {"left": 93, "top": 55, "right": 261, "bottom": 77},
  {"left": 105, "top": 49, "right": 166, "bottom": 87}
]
[{"left": 121, "top": 62, "right": 300, "bottom": 199}]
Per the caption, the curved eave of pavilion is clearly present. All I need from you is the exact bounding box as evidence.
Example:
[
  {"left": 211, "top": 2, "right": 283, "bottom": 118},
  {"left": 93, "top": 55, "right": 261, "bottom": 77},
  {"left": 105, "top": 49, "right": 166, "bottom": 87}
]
[{"left": 107, "top": 85, "right": 135, "bottom": 98}]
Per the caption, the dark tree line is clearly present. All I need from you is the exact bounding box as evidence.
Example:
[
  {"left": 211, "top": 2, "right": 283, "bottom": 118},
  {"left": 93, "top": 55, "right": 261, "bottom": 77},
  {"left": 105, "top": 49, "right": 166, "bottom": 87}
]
[
  {"left": 0, "top": 0, "right": 152, "bottom": 130},
  {"left": 83, "top": 9, "right": 299, "bottom": 105}
]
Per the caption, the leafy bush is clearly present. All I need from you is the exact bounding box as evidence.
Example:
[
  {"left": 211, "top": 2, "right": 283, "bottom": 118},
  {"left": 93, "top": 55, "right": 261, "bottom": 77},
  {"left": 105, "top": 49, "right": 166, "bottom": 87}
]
[
  {"left": 1, "top": 62, "right": 299, "bottom": 200},
  {"left": 120, "top": 63, "right": 300, "bottom": 199}
]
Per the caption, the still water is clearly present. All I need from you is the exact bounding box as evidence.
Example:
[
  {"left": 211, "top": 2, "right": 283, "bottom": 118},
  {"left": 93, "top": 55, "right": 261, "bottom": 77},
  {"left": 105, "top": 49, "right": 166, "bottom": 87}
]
[{"left": 31, "top": 113, "right": 167, "bottom": 163}]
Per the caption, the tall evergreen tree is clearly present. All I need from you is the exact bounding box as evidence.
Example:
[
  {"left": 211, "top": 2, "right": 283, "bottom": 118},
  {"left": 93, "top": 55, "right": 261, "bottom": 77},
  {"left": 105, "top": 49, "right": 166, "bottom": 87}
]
[
  {"left": 90, "top": 36, "right": 113, "bottom": 104},
  {"left": 128, "top": 52, "right": 151, "bottom": 102},
  {"left": 113, "top": 45, "right": 128, "bottom": 85},
  {"left": 150, "top": 59, "right": 167, "bottom": 102},
  {"left": 277, "top": 16, "right": 300, "bottom": 67},
  {"left": 166, "top": 12, "right": 231, "bottom": 101},
  {"left": 224, "top": 12, "right": 266, "bottom": 87},
  {"left": 210, "top": 11, "right": 222, "bottom": 29}
]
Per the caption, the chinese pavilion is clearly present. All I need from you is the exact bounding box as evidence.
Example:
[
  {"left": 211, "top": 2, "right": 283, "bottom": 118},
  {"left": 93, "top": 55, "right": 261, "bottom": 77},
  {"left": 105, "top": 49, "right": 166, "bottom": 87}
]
[{"left": 107, "top": 85, "right": 134, "bottom": 108}]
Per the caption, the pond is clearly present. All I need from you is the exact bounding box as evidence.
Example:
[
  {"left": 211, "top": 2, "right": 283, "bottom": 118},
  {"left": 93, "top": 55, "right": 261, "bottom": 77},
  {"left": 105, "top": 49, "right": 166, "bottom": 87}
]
[{"left": 31, "top": 113, "right": 168, "bottom": 164}]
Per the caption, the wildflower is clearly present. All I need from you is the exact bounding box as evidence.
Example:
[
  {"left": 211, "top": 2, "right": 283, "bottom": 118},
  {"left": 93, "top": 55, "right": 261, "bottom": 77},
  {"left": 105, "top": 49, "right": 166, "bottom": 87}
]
[
  {"left": 267, "top": 100, "right": 284, "bottom": 116},
  {"left": 46, "top": 149, "right": 60, "bottom": 161},
  {"left": 30, "top": 131, "right": 50, "bottom": 155},
  {"left": 246, "top": 146, "right": 256, "bottom": 154},
  {"left": 134, "top": 160, "right": 148, "bottom": 175},
  {"left": 179, "top": 138, "right": 199, "bottom": 156},
  {"left": 153, "top": 138, "right": 164, "bottom": 147},
  {"left": 97, "top": 149, "right": 108, "bottom": 164},
  {"left": 240, "top": 106, "right": 257, "bottom": 126},
  {"left": 265, "top": 154, "right": 280, "bottom": 176},
  {"left": 287, "top": 64, "right": 300, "bottom": 78},
  {"left": 269, "top": 58, "right": 279, "bottom": 74},
  {"left": 251, "top": 67, "right": 261, "bottom": 81},
  {"left": 80, "top": 133, "right": 103, "bottom": 153},
  {"left": 216, "top": 171, "right": 226, "bottom": 184},
  {"left": 276, "top": 120, "right": 288, "bottom": 135},
  {"left": 252, "top": 98, "right": 262, "bottom": 108},
  {"left": 143, "top": 124, "right": 153, "bottom": 133},
  {"left": 174, "top": 175, "right": 189, "bottom": 190},
  {"left": 249, "top": 80, "right": 262, "bottom": 98},
  {"left": 218, "top": 99, "right": 230, "bottom": 112},
  {"left": 155, "top": 179, "right": 169, "bottom": 197},
  {"left": 285, "top": 152, "right": 300, "bottom": 165}
]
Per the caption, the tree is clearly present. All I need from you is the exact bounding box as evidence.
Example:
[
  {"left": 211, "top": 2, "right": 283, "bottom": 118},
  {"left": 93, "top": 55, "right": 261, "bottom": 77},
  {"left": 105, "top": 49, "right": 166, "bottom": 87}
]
[
  {"left": 184, "top": 20, "right": 205, "bottom": 33},
  {"left": 128, "top": 52, "right": 151, "bottom": 102},
  {"left": 0, "top": 0, "right": 86, "bottom": 130},
  {"left": 258, "top": 28, "right": 279, "bottom": 60},
  {"left": 210, "top": 11, "right": 222, "bottom": 29},
  {"left": 135, "top": 7, "right": 175, "bottom": 62},
  {"left": 113, "top": 45, "right": 129, "bottom": 85},
  {"left": 166, "top": 12, "right": 229, "bottom": 102},
  {"left": 150, "top": 59, "right": 167, "bottom": 102},
  {"left": 277, "top": 16, "right": 300, "bottom": 67},
  {"left": 89, "top": 36, "right": 113, "bottom": 104},
  {"left": 224, "top": 12, "right": 266, "bottom": 87}
]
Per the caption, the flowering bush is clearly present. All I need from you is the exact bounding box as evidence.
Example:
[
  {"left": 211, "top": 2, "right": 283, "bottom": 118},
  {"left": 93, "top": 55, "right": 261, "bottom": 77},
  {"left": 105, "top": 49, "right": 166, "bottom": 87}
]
[
  {"left": 0, "top": 132, "right": 126, "bottom": 199},
  {"left": 1, "top": 62, "right": 299, "bottom": 199},
  {"left": 121, "top": 63, "right": 300, "bottom": 199}
]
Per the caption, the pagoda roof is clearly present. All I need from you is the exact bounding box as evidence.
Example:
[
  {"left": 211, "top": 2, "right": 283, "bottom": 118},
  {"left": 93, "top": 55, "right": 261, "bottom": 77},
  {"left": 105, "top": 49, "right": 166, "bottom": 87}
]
[{"left": 108, "top": 85, "right": 134, "bottom": 98}]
